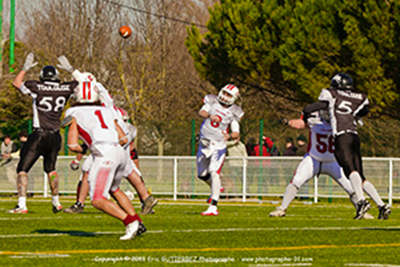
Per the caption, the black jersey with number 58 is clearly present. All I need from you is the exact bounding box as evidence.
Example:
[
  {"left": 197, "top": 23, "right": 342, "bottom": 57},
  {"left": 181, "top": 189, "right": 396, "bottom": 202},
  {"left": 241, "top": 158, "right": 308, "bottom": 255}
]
[
  {"left": 318, "top": 88, "right": 369, "bottom": 136},
  {"left": 20, "top": 80, "right": 78, "bottom": 130}
]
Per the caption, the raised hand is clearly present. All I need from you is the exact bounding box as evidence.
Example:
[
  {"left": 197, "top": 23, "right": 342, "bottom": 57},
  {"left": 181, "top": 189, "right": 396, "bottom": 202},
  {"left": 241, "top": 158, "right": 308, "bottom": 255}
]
[
  {"left": 22, "top": 53, "right": 38, "bottom": 72},
  {"left": 57, "top": 55, "right": 74, "bottom": 73}
]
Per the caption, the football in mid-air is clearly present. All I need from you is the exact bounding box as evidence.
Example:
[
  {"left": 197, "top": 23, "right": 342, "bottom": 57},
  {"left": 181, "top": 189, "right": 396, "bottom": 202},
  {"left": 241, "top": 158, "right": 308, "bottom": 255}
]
[
  {"left": 124, "top": 190, "right": 135, "bottom": 201},
  {"left": 119, "top": 25, "right": 132, "bottom": 38}
]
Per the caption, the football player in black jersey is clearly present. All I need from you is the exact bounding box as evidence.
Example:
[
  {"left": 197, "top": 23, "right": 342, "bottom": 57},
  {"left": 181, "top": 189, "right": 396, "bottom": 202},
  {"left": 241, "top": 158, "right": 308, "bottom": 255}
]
[
  {"left": 8, "top": 53, "right": 78, "bottom": 214},
  {"left": 303, "top": 73, "right": 391, "bottom": 220}
]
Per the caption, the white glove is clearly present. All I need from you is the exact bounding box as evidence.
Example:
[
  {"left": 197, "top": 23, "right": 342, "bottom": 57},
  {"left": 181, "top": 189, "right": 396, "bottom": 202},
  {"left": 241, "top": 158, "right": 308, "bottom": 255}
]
[
  {"left": 70, "top": 159, "right": 80, "bottom": 171},
  {"left": 22, "top": 53, "right": 38, "bottom": 72},
  {"left": 57, "top": 55, "right": 74, "bottom": 73}
]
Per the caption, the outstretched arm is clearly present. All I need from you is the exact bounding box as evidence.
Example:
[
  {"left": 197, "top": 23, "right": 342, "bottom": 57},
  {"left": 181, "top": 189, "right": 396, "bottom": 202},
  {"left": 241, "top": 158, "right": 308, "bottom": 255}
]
[
  {"left": 13, "top": 71, "right": 26, "bottom": 89},
  {"left": 303, "top": 101, "right": 328, "bottom": 114},
  {"left": 13, "top": 53, "right": 38, "bottom": 89},
  {"left": 288, "top": 118, "right": 307, "bottom": 129}
]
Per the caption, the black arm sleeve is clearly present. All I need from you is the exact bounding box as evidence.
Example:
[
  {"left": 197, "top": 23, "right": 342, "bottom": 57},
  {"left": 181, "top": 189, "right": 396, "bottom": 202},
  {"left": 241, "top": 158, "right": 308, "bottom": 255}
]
[
  {"left": 302, "top": 101, "right": 328, "bottom": 122},
  {"left": 80, "top": 143, "right": 88, "bottom": 155},
  {"left": 303, "top": 101, "right": 328, "bottom": 114},
  {"left": 355, "top": 105, "right": 369, "bottom": 117}
]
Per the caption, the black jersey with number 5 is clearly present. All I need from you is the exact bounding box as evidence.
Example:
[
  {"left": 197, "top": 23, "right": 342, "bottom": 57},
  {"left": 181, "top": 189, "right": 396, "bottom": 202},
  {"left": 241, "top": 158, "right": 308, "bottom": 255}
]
[
  {"left": 20, "top": 80, "right": 78, "bottom": 130},
  {"left": 318, "top": 88, "right": 369, "bottom": 136}
]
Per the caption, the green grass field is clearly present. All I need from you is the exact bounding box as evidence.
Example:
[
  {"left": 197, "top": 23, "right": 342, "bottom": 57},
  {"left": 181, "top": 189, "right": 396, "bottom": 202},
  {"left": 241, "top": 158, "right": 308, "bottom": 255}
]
[{"left": 0, "top": 197, "right": 399, "bottom": 267}]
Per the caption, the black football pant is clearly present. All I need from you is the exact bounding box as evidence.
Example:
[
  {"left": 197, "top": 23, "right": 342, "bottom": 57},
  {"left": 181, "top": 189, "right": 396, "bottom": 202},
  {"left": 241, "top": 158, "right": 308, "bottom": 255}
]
[{"left": 334, "top": 133, "right": 365, "bottom": 181}]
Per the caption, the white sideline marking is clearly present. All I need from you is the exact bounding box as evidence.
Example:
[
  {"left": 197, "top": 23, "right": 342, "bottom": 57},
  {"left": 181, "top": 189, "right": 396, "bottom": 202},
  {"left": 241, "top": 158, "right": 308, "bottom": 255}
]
[
  {"left": 345, "top": 264, "right": 400, "bottom": 267},
  {"left": 9, "top": 253, "right": 70, "bottom": 259},
  {"left": 1, "top": 225, "right": 400, "bottom": 239},
  {"left": 250, "top": 264, "right": 312, "bottom": 267}
]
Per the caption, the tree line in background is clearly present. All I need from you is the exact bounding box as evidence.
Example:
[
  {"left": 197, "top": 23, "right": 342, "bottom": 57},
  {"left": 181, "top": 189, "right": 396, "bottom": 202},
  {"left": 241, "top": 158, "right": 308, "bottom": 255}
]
[
  {"left": 0, "top": 0, "right": 399, "bottom": 157},
  {"left": 186, "top": 0, "right": 400, "bottom": 157}
]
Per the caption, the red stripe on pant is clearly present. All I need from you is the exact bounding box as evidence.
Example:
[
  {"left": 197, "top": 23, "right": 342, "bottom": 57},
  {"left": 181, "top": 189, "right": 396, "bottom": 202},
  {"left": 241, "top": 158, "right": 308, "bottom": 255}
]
[{"left": 93, "top": 167, "right": 111, "bottom": 200}]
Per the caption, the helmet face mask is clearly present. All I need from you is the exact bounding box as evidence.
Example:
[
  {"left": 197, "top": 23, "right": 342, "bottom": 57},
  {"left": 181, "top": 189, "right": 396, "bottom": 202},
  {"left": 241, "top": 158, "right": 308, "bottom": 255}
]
[
  {"left": 217, "top": 84, "right": 239, "bottom": 106},
  {"left": 330, "top": 73, "right": 353, "bottom": 90},
  {"left": 40, "top": 65, "right": 60, "bottom": 82}
]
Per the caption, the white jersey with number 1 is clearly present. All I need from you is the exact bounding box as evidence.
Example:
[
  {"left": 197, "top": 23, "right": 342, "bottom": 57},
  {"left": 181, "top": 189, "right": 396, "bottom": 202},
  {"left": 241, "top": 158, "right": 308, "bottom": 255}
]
[{"left": 64, "top": 106, "right": 119, "bottom": 157}]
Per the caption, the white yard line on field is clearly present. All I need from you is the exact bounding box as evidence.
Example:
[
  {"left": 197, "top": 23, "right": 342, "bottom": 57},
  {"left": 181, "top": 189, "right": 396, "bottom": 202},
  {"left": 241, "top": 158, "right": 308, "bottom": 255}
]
[{"left": 1, "top": 225, "right": 400, "bottom": 239}]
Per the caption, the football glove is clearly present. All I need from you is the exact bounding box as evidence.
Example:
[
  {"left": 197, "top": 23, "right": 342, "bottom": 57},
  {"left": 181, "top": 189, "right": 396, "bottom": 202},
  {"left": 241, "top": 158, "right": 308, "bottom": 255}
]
[
  {"left": 279, "top": 118, "right": 288, "bottom": 126},
  {"left": 302, "top": 112, "right": 316, "bottom": 123},
  {"left": 22, "top": 53, "right": 38, "bottom": 72},
  {"left": 70, "top": 160, "right": 80, "bottom": 171},
  {"left": 57, "top": 55, "right": 74, "bottom": 73}
]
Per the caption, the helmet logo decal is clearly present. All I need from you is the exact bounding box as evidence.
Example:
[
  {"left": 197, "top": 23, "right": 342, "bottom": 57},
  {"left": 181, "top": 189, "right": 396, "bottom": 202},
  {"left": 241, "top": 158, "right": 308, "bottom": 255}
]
[{"left": 82, "top": 82, "right": 92, "bottom": 100}]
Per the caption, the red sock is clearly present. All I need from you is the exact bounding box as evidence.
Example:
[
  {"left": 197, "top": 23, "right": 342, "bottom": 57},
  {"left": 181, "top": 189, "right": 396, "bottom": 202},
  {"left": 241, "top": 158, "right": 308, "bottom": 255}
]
[{"left": 123, "top": 214, "right": 142, "bottom": 226}]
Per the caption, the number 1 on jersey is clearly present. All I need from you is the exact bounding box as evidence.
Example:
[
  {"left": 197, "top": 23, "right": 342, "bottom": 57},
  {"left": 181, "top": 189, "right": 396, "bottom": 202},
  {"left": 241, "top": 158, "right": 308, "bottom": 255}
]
[{"left": 94, "top": 110, "right": 109, "bottom": 129}]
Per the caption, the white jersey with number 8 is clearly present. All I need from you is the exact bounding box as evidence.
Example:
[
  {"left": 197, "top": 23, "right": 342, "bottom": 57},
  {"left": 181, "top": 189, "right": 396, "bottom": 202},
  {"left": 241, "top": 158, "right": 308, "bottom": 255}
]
[{"left": 199, "top": 95, "right": 244, "bottom": 147}]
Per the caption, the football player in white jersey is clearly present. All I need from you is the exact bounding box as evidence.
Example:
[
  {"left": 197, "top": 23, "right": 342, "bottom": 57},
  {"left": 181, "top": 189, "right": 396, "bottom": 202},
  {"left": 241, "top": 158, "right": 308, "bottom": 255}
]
[
  {"left": 197, "top": 84, "right": 244, "bottom": 216},
  {"left": 58, "top": 56, "right": 157, "bottom": 216},
  {"left": 270, "top": 110, "right": 361, "bottom": 217},
  {"left": 65, "top": 82, "right": 144, "bottom": 240},
  {"left": 270, "top": 109, "right": 388, "bottom": 219}
]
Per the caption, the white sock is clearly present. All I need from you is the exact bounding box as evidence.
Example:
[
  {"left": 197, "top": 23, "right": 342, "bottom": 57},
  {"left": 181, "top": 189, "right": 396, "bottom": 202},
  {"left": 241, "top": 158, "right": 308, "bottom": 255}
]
[
  {"left": 349, "top": 193, "right": 358, "bottom": 209},
  {"left": 363, "top": 181, "right": 384, "bottom": 207},
  {"left": 211, "top": 172, "right": 221, "bottom": 201},
  {"left": 349, "top": 172, "right": 364, "bottom": 202},
  {"left": 281, "top": 184, "right": 299, "bottom": 210},
  {"left": 18, "top": 197, "right": 26, "bottom": 208},
  {"left": 52, "top": 195, "right": 60, "bottom": 206}
]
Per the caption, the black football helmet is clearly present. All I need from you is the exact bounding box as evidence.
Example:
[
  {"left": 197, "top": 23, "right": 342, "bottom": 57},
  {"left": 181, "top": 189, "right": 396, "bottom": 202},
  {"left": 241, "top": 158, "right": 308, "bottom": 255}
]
[
  {"left": 40, "top": 65, "right": 60, "bottom": 82},
  {"left": 330, "top": 73, "right": 353, "bottom": 90}
]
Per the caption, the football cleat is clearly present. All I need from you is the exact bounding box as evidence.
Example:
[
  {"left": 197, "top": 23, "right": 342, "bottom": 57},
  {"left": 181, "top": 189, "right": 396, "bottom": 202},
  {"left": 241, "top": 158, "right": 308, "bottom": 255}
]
[
  {"left": 52, "top": 204, "right": 63, "bottom": 214},
  {"left": 354, "top": 199, "right": 371, "bottom": 220},
  {"left": 63, "top": 202, "right": 84, "bottom": 214},
  {"left": 201, "top": 205, "right": 219, "bottom": 216},
  {"left": 120, "top": 220, "right": 139, "bottom": 240},
  {"left": 140, "top": 196, "right": 158, "bottom": 215},
  {"left": 378, "top": 204, "right": 391, "bottom": 220},
  {"left": 269, "top": 207, "right": 286, "bottom": 217},
  {"left": 7, "top": 205, "right": 28, "bottom": 214},
  {"left": 137, "top": 221, "right": 147, "bottom": 236}
]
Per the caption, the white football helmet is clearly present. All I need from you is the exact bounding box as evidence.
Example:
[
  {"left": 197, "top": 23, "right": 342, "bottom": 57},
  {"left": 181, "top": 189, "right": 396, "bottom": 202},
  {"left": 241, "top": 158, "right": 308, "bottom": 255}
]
[
  {"left": 117, "top": 107, "right": 130, "bottom": 121},
  {"left": 217, "top": 84, "right": 240, "bottom": 106},
  {"left": 82, "top": 72, "right": 96, "bottom": 83},
  {"left": 75, "top": 81, "right": 100, "bottom": 103}
]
